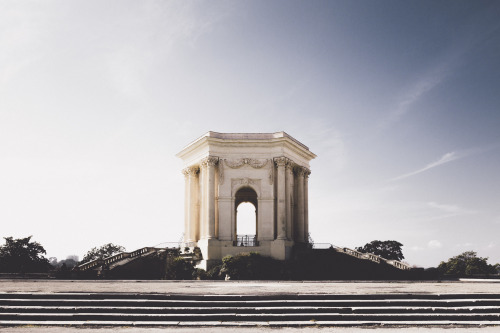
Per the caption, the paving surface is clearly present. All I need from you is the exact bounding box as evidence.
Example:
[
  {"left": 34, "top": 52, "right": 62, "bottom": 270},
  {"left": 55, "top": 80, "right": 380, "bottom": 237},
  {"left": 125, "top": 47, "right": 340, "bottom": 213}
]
[{"left": 1, "top": 280, "right": 500, "bottom": 295}]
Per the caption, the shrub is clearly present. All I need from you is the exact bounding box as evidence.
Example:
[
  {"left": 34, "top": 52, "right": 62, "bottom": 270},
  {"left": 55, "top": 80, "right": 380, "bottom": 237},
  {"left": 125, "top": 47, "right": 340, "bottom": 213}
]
[{"left": 221, "top": 252, "right": 283, "bottom": 280}]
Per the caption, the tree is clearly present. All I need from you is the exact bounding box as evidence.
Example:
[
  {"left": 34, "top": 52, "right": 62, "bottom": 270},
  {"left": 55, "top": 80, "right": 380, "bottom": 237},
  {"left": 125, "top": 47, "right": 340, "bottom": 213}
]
[
  {"left": 80, "top": 243, "right": 125, "bottom": 264},
  {"left": 356, "top": 240, "right": 404, "bottom": 261},
  {"left": 438, "top": 251, "right": 498, "bottom": 277},
  {"left": 0, "top": 236, "right": 51, "bottom": 273}
]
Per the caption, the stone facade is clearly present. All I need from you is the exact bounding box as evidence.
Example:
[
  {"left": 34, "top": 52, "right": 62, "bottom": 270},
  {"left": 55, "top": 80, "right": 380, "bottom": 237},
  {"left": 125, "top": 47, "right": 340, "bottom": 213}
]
[{"left": 176, "top": 132, "right": 316, "bottom": 269}]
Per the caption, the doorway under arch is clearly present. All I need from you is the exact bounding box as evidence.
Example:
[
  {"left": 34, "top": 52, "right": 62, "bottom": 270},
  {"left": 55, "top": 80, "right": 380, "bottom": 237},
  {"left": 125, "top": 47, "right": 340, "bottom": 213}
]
[{"left": 234, "top": 187, "right": 258, "bottom": 246}]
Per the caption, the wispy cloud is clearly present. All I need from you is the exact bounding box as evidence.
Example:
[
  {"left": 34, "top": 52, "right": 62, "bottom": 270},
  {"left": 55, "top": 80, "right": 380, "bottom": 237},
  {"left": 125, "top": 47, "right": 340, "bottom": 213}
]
[
  {"left": 425, "top": 201, "right": 478, "bottom": 221},
  {"left": 390, "top": 151, "right": 460, "bottom": 181},
  {"left": 378, "top": 69, "right": 449, "bottom": 132},
  {"left": 427, "top": 240, "right": 443, "bottom": 249},
  {"left": 390, "top": 143, "right": 500, "bottom": 182}
]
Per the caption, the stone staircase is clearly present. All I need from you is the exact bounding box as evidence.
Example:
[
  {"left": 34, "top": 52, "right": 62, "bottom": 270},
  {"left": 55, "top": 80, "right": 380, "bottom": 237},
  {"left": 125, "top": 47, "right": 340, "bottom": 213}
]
[
  {"left": 1, "top": 292, "right": 499, "bottom": 326},
  {"left": 314, "top": 244, "right": 412, "bottom": 271},
  {"left": 75, "top": 247, "right": 159, "bottom": 274}
]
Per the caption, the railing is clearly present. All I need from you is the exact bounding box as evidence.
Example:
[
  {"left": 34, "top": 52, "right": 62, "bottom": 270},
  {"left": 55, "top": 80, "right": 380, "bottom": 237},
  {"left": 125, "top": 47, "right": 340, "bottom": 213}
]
[
  {"left": 343, "top": 247, "right": 364, "bottom": 259},
  {"left": 362, "top": 252, "right": 381, "bottom": 263},
  {"left": 312, "top": 243, "right": 410, "bottom": 270},
  {"left": 130, "top": 247, "right": 153, "bottom": 258},
  {"left": 76, "top": 247, "right": 156, "bottom": 271},
  {"left": 77, "top": 259, "right": 104, "bottom": 271},
  {"left": 103, "top": 252, "right": 130, "bottom": 265},
  {"left": 386, "top": 260, "right": 412, "bottom": 270},
  {"left": 234, "top": 235, "right": 259, "bottom": 247}
]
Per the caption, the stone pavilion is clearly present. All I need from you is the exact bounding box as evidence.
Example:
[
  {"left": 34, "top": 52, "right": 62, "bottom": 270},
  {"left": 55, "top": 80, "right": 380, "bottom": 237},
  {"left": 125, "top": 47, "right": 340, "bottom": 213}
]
[{"left": 176, "top": 132, "right": 316, "bottom": 269}]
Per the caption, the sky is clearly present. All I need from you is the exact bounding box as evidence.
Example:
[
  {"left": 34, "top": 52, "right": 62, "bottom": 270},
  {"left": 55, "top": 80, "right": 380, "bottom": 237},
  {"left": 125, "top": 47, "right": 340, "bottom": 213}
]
[{"left": 1, "top": 0, "right": 500, "bottom": 268}]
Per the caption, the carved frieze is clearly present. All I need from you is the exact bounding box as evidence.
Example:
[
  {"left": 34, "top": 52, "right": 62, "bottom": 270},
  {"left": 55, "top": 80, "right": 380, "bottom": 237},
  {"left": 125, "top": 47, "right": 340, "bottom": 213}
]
[
  {"left": 232, "top": 177, "right": 257, "bottom": 186},
  {"left": 220, "top": 158, "right": 270, "bottom": 186},
  {"left": 224, "top": 158, "right": 269, "bottom": 169}
]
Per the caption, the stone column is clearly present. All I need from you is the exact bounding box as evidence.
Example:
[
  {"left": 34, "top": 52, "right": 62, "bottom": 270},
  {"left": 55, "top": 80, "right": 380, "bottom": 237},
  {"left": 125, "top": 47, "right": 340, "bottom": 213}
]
[
  {"left": 184, "top": 166, "right": 199, "bottom": 243},
  {"left": 295, "top": 166, "right": 305, "bottom": 243},
  {"left": 304, "top": 168, "right": 310, "bottom": 243},
  {"left": 182, "top": 168, "right": 189, "bottom": 243},
  {"left": 198, "top": 163, "right": 206, "bottom": 239},
  {"left": 285, "top": 160, "right": 294, "bottom": 241},
  {"left": 205, "top": 156, "right": 218, "bottom": 239},
  {"left": 274, "top": 157, "right": 287, "bottom": 240}
]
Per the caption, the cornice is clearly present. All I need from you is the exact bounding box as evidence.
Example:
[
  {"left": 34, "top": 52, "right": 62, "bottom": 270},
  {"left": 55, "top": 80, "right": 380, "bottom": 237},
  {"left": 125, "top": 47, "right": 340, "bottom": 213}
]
[{"left": 176, "top": 131, "right": 316, "bottom": 162}]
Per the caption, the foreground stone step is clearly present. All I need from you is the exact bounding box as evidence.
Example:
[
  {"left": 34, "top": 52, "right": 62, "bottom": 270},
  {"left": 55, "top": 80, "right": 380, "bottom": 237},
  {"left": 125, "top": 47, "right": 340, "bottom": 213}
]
[
  {"left": 1, "top": 312, "right": 500, "bottom": 321},
  {"left": 4, "top": 320, "right": 500, "bottom": 327},
  {"left": 2, "top": 305, "right": 500, "bottom": 314},
  {"left": 2, "top": 292, "right": 500, "bottom": 300},
  {"left": 1, "top": 293, "right": 500, "bottom": 326}
]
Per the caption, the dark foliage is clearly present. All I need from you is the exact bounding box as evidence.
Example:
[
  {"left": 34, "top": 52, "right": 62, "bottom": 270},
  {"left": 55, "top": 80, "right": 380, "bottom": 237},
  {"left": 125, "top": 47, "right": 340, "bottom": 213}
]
[
  {"left": 437, "top": 251, "right": 498, "bottom": 277},
  {"left": 221, "top": 252, "right": 284, "bottom": 280},
  {"left": 164, "top": 256, "right": 195, "bottom": 280},
  {"left": 0, "top": 236, "right": 51, "bottom": 273},
  {"left": 356, "top": 240, "right": 404, "bottom": 261},
  {"left": 206, "top": 264, "right": 224, "bottom": 280}
]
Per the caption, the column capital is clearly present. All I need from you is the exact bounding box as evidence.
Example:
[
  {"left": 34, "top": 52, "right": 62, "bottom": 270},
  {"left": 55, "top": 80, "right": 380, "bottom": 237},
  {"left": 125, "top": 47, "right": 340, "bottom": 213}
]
[
  {"left": 285, "top": 159, "right": 295, "bottom": 171},
  {"left": 304, "top": 168, "right": 311, "bottom": 178},
  {"left": 274, "top": 156, "right": 289, "bottom": 167},
  {"left": 293, "top": 165, "right": 307, "bottom": 176},
  {"left": 200, "top": 156, "right": 219, "bottom": 168},
  {"left": 182, "top": 166, "right": 199, "bottom": 177}
]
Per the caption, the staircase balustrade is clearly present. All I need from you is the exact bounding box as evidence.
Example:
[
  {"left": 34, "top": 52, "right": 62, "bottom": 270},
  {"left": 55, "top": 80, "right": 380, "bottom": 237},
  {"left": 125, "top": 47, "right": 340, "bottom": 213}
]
[
  {"left": 311, "top": 244, "right": 409, "bottom": 270},
  {"left": 361, "top": 253, "right": 381, "bottom": 263},
  {"left": 386, "top": 260, "right": 411, "bottom": 270}
]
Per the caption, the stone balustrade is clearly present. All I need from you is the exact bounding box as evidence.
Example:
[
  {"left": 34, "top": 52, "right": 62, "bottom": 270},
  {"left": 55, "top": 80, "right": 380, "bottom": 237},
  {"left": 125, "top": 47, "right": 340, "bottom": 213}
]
[
  {"left": 362, "top": 253, "right": 381, "bottom": 263},
  {"left": 103, "top": 252, "right": 129, "bottom": 265},
  {"left": 343, "top": 247, "right": 364, "bottom": 259},
  {"left": 76, "top": 247, "right": 160, "bottom": 272},
  {"left": 386, "top": 260, "right": 412, "bottom": 270}
]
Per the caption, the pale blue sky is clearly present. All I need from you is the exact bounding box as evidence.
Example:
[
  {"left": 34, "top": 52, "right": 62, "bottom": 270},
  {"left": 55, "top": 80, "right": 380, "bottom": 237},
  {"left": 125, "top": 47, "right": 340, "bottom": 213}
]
[{"left": 1, "top": 0, "right": 499, "bottom": 267}]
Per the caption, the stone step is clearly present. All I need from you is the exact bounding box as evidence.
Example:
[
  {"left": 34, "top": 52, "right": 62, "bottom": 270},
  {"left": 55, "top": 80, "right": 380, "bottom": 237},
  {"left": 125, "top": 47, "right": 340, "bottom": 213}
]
[
  {"left": 4, "top": 320, "right": 500, "bottom": 327},
  {"left": 1, "top": 293, "right": 500, "bottom": 326},
  {"left": 1, "top": 312, "right": 500, "bottom": 321},
  {"left": 2, "top": 305, "right": 500, "bottom": 314},
  {"left": 2, "top": 292, "right": 500, "bottom": 300},
  {"left": 2, "top": 298, "right": 500, "bottom": 308}
]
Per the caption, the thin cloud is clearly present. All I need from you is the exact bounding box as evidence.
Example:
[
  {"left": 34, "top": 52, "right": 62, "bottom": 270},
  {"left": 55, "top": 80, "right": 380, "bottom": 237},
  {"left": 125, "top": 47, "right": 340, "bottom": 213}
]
[
  {"left": 379, "top": 69, "right": 448, "bottom": 132},
  {"left": 428, "top": 240, "right": 443, "bottom": 249},
  {"left": 390, "top": 151, "right": 460, "bottom": 181}
]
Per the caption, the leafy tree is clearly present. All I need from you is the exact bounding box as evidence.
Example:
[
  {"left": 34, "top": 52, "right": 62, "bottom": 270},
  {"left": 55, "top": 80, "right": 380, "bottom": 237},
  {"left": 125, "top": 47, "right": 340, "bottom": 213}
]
[
  {"left": 356, "top": 240, "right": 404, "bottom": 261},
  {"left": 438, "top": 251, "right": 498, "bottom": 276},
  {"left": 80, "top": 243, "right": 125, "bottom": 264},
  {"left": 0, "top": 236, "right": 51, "bottom": 273}
]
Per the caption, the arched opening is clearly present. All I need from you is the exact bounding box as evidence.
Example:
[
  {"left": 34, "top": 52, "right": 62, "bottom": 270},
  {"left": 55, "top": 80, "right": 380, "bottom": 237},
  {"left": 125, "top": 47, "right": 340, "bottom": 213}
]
[{"left": 234, "top": 187, "right": 258, "bottom": 246}]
